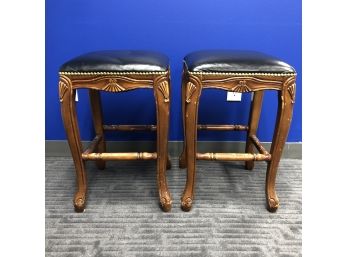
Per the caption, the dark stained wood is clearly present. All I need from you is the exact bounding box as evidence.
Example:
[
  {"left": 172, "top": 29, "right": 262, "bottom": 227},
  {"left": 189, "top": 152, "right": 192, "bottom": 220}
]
[
  {"left": 198, "top": 124, "right": 248, "bottom": 131},
  {"left": 154, "top": 75, "right": 172, "bottom": 211},
  {"left": 59, "top": 71, "right": 172, "bottom": 213},
  {"left": 201, "top": 75, "right": 283, "bottom": 91},
  {"left": 196, "top": 152, "right": 271, "bottom": 161},
  {"left": 166, "top": 156, "right": 172, "bottom": 170},
  {"left": 59, "top": 75, "right": 87, "bottom": 212},
  {"left": 180, "top": 68, "right": 296, "bottom": 212},
  {"left": 82, "top": 135, "right": 102, "bottom": 155},
  {"left": 249, "top": 135, "right": 269, "bottom": 155},
  {"left": 245, "top": 91, "right": 264, "bottom": 170},
  {"left": 103, "top": 124, "right": 157, "bottom": 131},
  {"left": 181, "top": 75, "right": 203, "bottom": 212},
  {"left": 179, "top": 66, "right": 188, "bottom": 169},
  {"left": 82, "top": 152, "right": 157, "bottom": 161},
  {"left": 89, "top": 90, "right": 106, "bottom": 169},
  {"left": 71, "top": 74, "right": 154, "bottom": 90},
  {"left": 266, "top": 77, "right": 295, "bottom": 212}
]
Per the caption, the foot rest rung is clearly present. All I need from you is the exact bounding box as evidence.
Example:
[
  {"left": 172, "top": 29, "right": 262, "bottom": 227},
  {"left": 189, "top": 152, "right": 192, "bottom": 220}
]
[
  {"left": 82, "top": 152, "right": 157, "bottom": 161},
  {"left": 197, "top": 124, "right": 248, "bottom": 131},
  {"left": 196, "top": 152, "right": 271, "bottom": 161},
  {"left": 103, "top": 125, "right": 156, "bottom": 131}
]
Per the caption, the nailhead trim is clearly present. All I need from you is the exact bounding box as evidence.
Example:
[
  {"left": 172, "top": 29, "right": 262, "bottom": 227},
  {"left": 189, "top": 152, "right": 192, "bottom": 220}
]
[
  {"left": 59, "top": 71, "right": 168, "bottom": 75},
  {"left": 189, "top": 71, "right": 296, "bottom": 77},
  {"left": 59, "top": 71, "right": 294, "bottom": 77}
]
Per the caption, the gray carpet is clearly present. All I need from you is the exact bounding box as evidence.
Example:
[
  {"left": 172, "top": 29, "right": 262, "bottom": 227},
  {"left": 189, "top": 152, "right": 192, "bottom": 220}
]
[{"left": 46, "top": 157, "right": 301, "bottom": 257}]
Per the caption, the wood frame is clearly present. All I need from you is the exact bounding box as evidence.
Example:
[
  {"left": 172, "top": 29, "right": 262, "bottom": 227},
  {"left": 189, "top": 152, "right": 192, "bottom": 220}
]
[
  {"left": 179, "top": 68, "right": 296, "bottom": 212},
  {"left": 59, "top": 71, "right": 172, "bottom": 212}
]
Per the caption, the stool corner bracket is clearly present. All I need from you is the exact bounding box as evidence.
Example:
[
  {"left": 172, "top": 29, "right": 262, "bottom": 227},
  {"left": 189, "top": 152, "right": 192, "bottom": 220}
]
[
  {"left": 185, "top": 81, "right": 197, "bottom": 103},
  {"left": 158, "top": 80, "right": 170, "bottom": 103},
  {"left": 284, "top": 77, "right": 296, "bottom": 104},
  {"left": 185, "top": 74, "right": 202, "bottom": 104},
  {"left": 154, "top": 75, "right": 171, "bottom": 103},
  {"left": 58, "top": 75, "right": 72, "bottom": 103}
]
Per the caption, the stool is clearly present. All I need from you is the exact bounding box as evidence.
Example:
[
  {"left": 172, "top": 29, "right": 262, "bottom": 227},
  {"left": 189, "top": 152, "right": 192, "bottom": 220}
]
[
  {"left": 58, "top": 50, "right": 172, "bottom": 212},
  {"left": 179, "top": 50, "right": 296, "bottom": 212}
]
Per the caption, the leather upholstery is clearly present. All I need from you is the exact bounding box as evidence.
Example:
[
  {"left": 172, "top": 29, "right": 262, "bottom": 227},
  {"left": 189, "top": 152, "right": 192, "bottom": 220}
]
[
  {"left": 184, "top": 50, "right": 295, "bottom": 73},
  {"left": 60, "top": 50, "right": 169, "bottom": 72}
]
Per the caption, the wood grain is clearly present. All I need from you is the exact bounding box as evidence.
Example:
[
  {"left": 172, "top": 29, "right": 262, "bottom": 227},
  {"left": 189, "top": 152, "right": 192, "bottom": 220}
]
[
  {"left": 59, "top": 71, "right": 172, "bottom": 212},
  {"left": 180, "top": 68, "right": 296, "bottom": 212}
]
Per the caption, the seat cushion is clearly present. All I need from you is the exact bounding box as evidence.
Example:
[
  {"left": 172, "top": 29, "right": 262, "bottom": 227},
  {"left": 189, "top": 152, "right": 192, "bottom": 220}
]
[
  {"left": 60, "top": 50, "right": 169, "bottom": 72},
  {"left": 184, "top": 50, "right": 295, "bottom": 73}
]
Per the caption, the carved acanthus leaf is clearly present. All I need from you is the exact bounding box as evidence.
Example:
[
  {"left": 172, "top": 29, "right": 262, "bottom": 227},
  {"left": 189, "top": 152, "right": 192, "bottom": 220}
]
[
  {"left": 230, "top": 80, "right": 251, "bottom": 93},
  {"left": 158, "top": 81, "right": 170, "bottom": 102},
  {"left": 287, "top": 83, "right": 296, "bottom": 104},
  {"left": 59, "top": 80, "right": 69, "bottom": 102},
  {"left": 103, "top": 78, "right": 125, "bottom": 92},
  {"left": 186, "top": 82, "right": 197, "bottom": 103}
]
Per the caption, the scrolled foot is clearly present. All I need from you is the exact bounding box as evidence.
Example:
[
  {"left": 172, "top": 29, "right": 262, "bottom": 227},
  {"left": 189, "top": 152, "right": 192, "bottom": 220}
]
[
  {"left": 74, "top": 198, "right": 86, "bottom": 213},
  {"left": 245, "top": 161, "right": 254, "bottom": 170},
  {"left": 181, "top": 197, "right": 193, "bottom": 212},
  {"left": 73, "top": 192, "right": 86, "bottom": 213},
  {"left": 159, "top": 196, "right": 172, "bottom": 212},
  {"left": 267, "top": 196, "right": 279, "bottom": 212}
]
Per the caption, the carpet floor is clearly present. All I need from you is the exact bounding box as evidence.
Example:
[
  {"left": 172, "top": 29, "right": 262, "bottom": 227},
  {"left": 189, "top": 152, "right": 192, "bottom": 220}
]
[{"left": 46, "top": 157, "right": 301, "bottom": 257}]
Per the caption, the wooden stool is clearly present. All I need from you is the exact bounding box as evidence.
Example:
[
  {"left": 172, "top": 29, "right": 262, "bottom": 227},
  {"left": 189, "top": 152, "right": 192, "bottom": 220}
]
[
  {"left": 179, "top": 50, "right": 296, "bottom": 212},
  {"left": 58, "top": 50, "right": 172, "bottom": 212}
]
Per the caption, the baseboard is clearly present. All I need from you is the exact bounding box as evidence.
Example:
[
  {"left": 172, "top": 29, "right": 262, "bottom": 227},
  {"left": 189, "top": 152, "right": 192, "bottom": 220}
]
[{"left": 46, "top": 140, "right": 302, "bottom": 159}]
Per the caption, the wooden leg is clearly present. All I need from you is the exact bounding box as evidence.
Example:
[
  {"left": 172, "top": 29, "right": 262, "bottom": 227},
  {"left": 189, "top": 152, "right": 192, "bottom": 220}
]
[
  {"left": 179, "top": 70, "right": 188, "bottom": 169},
  {"left": 181, "top": 76, "right": 202, "bottom": 211},
  {"left": 89, "top": 89, "right": 106, "bottom": 170},
  {"left": 245, "top": 91, "right": 264, "bottom": 170},
  {"left": 59, "top": 75, "right": 87, "bottom": 212},
  {"left": 166, "top": 156, "right": 172, "bottom": 170},
  {"left": 266, "top": 78, "right": 296, "bottom": 212},
  {"left": 154, "top": 76, "right": 172, "bottom": 212}
]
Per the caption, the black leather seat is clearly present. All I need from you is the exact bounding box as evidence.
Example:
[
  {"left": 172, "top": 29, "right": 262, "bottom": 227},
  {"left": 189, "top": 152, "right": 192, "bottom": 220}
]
[
  {"left": 60, "top": 50, "right": 169, "bottom": 72},
  {"left": 184, "top": 50, "right": 295, "bottom": 73}
]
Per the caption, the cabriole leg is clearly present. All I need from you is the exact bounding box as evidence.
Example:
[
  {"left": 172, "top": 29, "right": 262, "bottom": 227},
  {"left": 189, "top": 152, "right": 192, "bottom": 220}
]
[
  {"left": 59, "top": 75, "right": 87, "bottom": 212},
  {"left": 179, "top": 69, "right": 188, "bottom": 169},
  {"left": 181, "top": 76, "right": 202, "bottom": 211},
  {"left": 266, "top": 78, "right": 295, "bottom": 212},
  {"left": 154, "top": 76, "right": 172, "bottom": 212}
]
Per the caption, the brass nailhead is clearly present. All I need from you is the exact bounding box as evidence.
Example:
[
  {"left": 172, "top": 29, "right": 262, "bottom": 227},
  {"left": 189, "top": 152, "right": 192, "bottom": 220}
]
[
  {"left": 189, "top": 71, "right": 296, "bottom": 77},
  {"left": 59, "top": 71, "right": 168, "bottom": 75}
]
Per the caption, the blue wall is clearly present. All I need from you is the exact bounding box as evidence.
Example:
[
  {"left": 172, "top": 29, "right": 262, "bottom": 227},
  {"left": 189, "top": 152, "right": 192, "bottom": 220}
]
[{"left": 46, "top": 0, "right": 301, "bottom": 142}]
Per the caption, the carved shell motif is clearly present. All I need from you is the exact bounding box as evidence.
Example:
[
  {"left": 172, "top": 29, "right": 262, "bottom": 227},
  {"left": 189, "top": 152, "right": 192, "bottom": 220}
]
[
  {"left": 59, "top": 80, "right": 69, "bottom": 102},
  {"left": 287, "top": 83, "right": 296, "bottom": 104},
  {"left": 103, "top": 78, "right": 125, "bottom": 92},
  {"left": 158, "top": 81, "right": 170, "bottom": 102},
  {"left": 186, "top": 82, "right": 197, "bottom": 103},
  {"left": 231, "top": 80, "right": 251, "bottom": 93}
]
